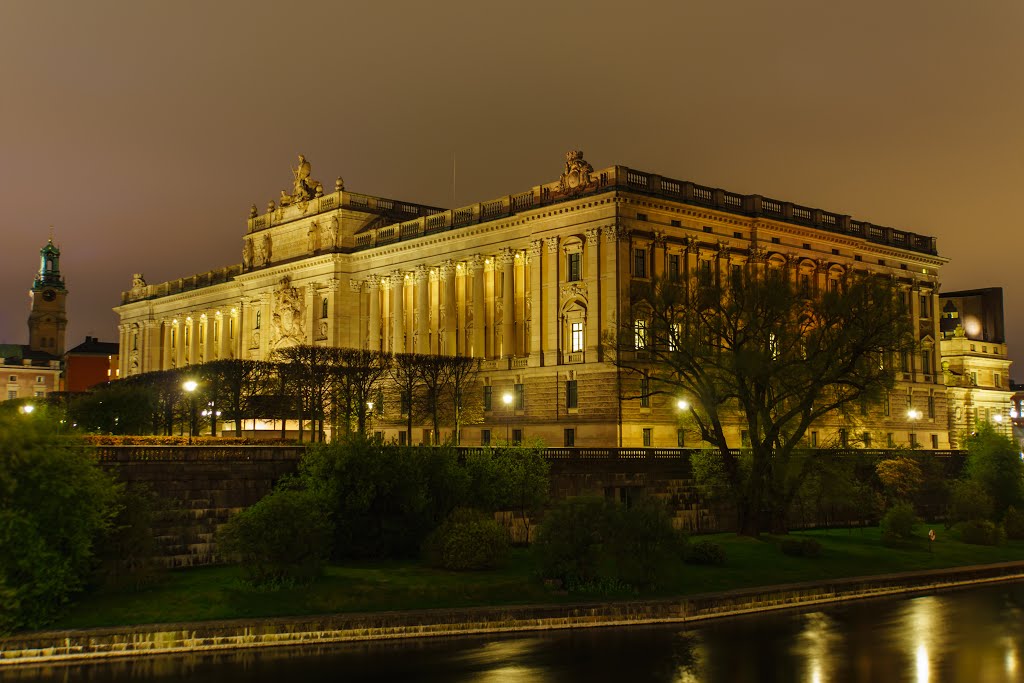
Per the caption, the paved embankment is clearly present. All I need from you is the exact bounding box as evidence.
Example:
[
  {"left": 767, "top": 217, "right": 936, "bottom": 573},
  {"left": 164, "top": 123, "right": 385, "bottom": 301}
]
[{"left": 3, "top": 561, "right": 1023, "bottom": 666}]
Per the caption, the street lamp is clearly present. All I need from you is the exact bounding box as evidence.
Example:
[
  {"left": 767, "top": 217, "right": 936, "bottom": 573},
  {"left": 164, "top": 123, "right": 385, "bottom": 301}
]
[
  {"left": 19, "top": 404, "right": 34, "bottom": 415},
  {"left": 907, "top": 408, "right": 921, "bottom": 448},
  {"left": 502, "top": 392, "right": 513, "bottom": 443},
  {"left": 183, "top": 380, "right": 198, "bottom": 445},
  {"left": 676, "top": 399, "right": 689, "bottom": 411}
]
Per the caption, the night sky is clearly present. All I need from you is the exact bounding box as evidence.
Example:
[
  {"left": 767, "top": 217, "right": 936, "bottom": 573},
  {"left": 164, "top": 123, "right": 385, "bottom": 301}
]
[{"left": 2, "top": 2, "right": 1022, "bottom": 370}]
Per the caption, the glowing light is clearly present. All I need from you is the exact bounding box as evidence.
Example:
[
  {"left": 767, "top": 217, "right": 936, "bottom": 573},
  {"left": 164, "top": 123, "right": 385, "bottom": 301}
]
[
  {"left": 183, "top": 380, "right": 198, "bottom": 393},
  {"left": 19, "top": 404, "right": 34, "bottom": 415},
  {"left": 502, "top": 392, "right": 513, "bottom": 406},
  {"left": 907, "top": 409, "right": 922, "bottom": 420},
  {"left": 993, "top": 413, "right": 1004, "bottom": 424},
  {"left": 916, "top": 643, "right": 929, "bottom": 683},
  {"left": 677, "top": 399, "right": 689, "bottom": 411}
]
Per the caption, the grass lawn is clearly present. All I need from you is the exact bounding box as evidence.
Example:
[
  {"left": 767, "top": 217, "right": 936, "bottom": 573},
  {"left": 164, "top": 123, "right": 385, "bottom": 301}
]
[{"left": 52, "top": 527, "right": 1024, "bottom": 631}]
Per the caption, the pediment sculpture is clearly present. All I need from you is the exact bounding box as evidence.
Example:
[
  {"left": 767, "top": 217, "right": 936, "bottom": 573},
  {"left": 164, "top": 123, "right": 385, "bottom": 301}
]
[
  {"left": 279, "top": 154, "right": 323, "bottom": 209},
  {"left": 558, "top": 150, "right": 594, "bottom": 194}
]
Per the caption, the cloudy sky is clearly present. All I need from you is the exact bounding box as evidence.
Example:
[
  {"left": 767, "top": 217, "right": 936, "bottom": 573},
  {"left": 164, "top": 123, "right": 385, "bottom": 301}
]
[{"left": 2, "top": 1, "right": 1022, "bottom": 368}]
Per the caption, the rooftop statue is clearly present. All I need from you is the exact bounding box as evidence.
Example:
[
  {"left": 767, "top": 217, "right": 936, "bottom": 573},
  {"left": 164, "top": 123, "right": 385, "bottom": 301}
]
[{"left": 279, "top": 154, "right": 323, "bottom": 208}]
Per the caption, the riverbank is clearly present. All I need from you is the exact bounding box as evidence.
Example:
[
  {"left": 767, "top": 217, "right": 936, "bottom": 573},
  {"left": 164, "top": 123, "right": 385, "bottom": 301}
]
[{"left": 3, "top": 560, "right": 1023, "bottom": 666}]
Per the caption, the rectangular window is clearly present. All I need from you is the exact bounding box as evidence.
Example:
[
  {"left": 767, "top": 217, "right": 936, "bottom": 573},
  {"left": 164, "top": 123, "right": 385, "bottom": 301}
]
[
  {"left": 511, "top": 428, "right": 523, "bottom": 445},
  {"left": 483, "top": 385, "right": 492, "bottom": 411},
  {"left": 564, "top": 428, "right": 575, "bottom": 447},
  {"left": 810, "top": 431, "right": 818, "bottom": 448},
  {"left": 171, "top": 329, "right": 176, "bottom": 347},
  {"left": 668, "top": 255, "right": 680, "bottom": 281},
  {"left": 634, "top": 248, "right": 647, "bottom": 278},
  {"left": 887, "top": 432, "right": 895, "bottom": 448},
  {"left": 671, "top": 219, "right": 681, "bottom": 227},
  {"left": 994, "top": 373, "right": 1001, "bottom": 388},
  {"left": 198, "top": 326, "right": 204, "bottom": 344},
  {"left": 642, "top": 428, "right": 653, "bottom": 447},
  {"left": 884, "top": 393, "right": 890, "bottom": 417},
  {"left": 229, "top": 317, "right": 235, "bottom": 339},
  {"left": 863, "top": 432, "right": 872, "bottom": 448},
  {"left": 828, "top": 279, "right": 838, "bottom": 293},
  {"left": 920, "top": 295, "right": 930, "bottom": 318},
  {"left": 922, "top": 350, "right": 932, "bottom": 374},
  {"left": 570, "top": 322, "right": 584, "bottom": 353},
  {"left": 35, "top": 375, "right": 43, "bottom": 384},
  {"left": 971, "top": 371, "right": 978, "bottom": 385},
  {"left": 677, "top": 429, "right": 685, "bottom": 447},
  {"left": 634, "top": 320, "right": 648, "bottom": 350},
  {"left": 398, "top": 431, "right": 407, "bottom": 446},
  {"left": 481, "top": 429, "right": 491, "bottom": 446},
  {"left": 731, "top": 264, "right": 742, "bottom": 289},
  {"left": 930, "top": 434, "right": 939, "bottom": 449},
  {"left": 668, "top": 322, "right": 681, "bottom": 352},
  {"left": 927, "top": 394, "right": 935, "bottom": 419},
  {"left": 7, "top": 390, "right": 16, "bottom": 400},
  {"left": 566, "top": 380, "right": 578, "bottom": 409},
  {"left": 909, "top": 432, "right": 918, "bottom": 448},
  {"left": 7, "top": 375, "right": 15, "bottom": 382},
  {"left": 400, "top": 393, "right": 411, "bottom": 415},
  {"left": 514, "top": 383, "right": 524, "bottom": 410},
  {"left": 839, "top": 428, "right": 848, "bottom": 448},
  {"left": 567, "top": 252, "right": 581, "bottom": 282},
  {"left": 640, "top": 376, "right": 650, "bottom": 408},
  {"left": 698, "top": 259, "right": 712, "bottom": 285},
  {"left": 214, "top": 321, "right": 219, "bottom": 342},
  {"left": 799, "top": 273, "right": 811, "bottom": 296}
]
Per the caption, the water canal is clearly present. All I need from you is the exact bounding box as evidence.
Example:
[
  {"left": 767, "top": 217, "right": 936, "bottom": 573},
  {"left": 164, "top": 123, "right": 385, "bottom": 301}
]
[{"left": 6, "top": 582, "right": 1023, "bottom": 682}]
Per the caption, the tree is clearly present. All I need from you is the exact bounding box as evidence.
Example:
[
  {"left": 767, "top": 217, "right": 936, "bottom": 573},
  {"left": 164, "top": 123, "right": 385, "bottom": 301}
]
[
  {"left": 201, "top": 359, "right": 276, "bottom": 437},
  {"left": 273, "top": 345, "right": 340, "bottom": 442},
  {"left": 416, "top": 354, "right": 452, "bottom": 444},
  {"left": 447, "top": 356, "right": 483, "bottom": 445},
  {"left": 388, "top": 353, "right": 425, "bottom": 445},
  {"left": 335, "top": 348, "right": 390, "bottom": 435},
  {"left": 618, "top": 269, "right": 915, "bottom": 536},
  {"left": 963, "top": 423, "right": 1023, "bottom": 518},
  {"left": 0, "top": 413, "right": 118, "bottom": 632}
]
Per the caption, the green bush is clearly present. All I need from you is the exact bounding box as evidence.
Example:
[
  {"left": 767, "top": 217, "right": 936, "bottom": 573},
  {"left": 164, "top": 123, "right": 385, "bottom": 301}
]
[
  {"left": 780, "top": 538, "right": 823, "bottom": 558},
  {"left": 605, "top": 497, "right": 686, "bottom": 589},
  {"left": 422, "top": 509, "right": 510, "bottom": 570},
  {"left": 880, "top": 502, "right": 919, "bottom": 542},
  {"left": 1003, "top": 506, "right": 1024, "bottom": 540},
  {"left": 948, "top": 479, "right": 995, "bottom": 525},
  {"left": 218, "top": 489, "right": 332, "bottom": 587},
  {"left": 533, "top": 497, "right": 610, "bottom": 585},
  {"left": 684, "top": 540, "right": 727, "bottom": 566},
  {"left": 0, "top": 414, "right": 118, "bottom": 633},
  {"left": 964, "top": 424, "right": 1024, "bottom": 517},
  {"left": 953, "top": 520, "right": 1003, "bottom": 546}
]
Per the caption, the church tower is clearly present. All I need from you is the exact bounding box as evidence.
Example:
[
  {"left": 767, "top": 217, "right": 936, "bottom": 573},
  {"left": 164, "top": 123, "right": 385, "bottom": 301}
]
[{"left": 28, "top": 238, "right": 68, "bottom": 355}]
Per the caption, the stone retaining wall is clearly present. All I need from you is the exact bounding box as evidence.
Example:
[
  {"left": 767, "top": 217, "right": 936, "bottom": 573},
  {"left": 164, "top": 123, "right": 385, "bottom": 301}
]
[{"left": 3, "top": 562, "right": 1022, "bottom": 667}]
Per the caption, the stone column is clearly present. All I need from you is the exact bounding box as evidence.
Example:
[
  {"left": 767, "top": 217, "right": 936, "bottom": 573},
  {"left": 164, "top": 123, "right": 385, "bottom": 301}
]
[
  {"left": 543, "top": 237, "right": 559, "bottom": 365},
  {"left": 415, "top": 265, "right": 429, "bottom": 354},
  {"left": 348, "top": 280, "right": 363, "bottom": 349},
  {"left": 367, "top": 275, "right": 381, "bottom": 351},
  {"left": 528, "top": 241, "right": 542, "bottom": 363},
  {"left": 161, "top": 320, "right": 172, "bottom": 370},
  {"left": 910, "top": 282, "right": 921, "bottom": 380},
  {"left": 392, "top": 271, "right": 406, "bottom": 354},
  {"left": 498, "top": 248, "right": 515, "bottom": 360},
  {"left": 468, "top": 256, "right": 485, "bottom": 358},
  {"left": 190, "top": 316, "right": 201, "bottom": 366},
  {"left": 203, "top": 314, "right": 215, "bottom": 362},
  {"left": 585, "top": 228, "right": 601, "bottom": 356},
  {"left": 440, "top": 260, "right": 456, "bottom": 355}
]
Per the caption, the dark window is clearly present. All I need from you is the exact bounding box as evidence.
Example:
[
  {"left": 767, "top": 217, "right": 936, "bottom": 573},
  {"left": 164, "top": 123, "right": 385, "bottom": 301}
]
[
  {"left": 481, "top": 429, "right": 491, "bottom": 446},
  {"left": 255, "top": 310, "right": 261, "bottom": 329},
  {"left": 511, "top": 428, "right": 523, "bottom": 445},
  {"left": 637, "top": 213, "right": 648, "bottom": 221},
  {"left": 398, "top": 431, "right": 407, "bottom": 446},
  {"left": 884, "top": 393, "right": 890, "bottom": 416},
  {"left": 670, "top": 220, "right": 681, "bottom": 227},
  {"left": 640, "top": 376, "right": 650, "bottom": 408},
  {"left": 321, "top": 297, "right": 328, "bottom": 318},
  {"left": 863, "top": 432, "right": 872, "bottom": 448},
  {"left": 514, "top": 383, "right": 524, "bottom": 410},
  {"left": 731, "top": 264, "right": 742, "bottom": 289},
  {"left": 677, "top": 429, "right": 685, "bottom": 447},
  {"left": 878, "top": 259, "right": 886, "bottom": 266},
  {"left": 642, "top": 428, "right": 653, "bottom": 447},
  {"left": 400, "top": 393, "right": 410, "bottom": 415},
  {"left": 771, "top": 237, "right": 781, "bottom": 244},
  {"left": 831, "top": 248, "right": 840, "bottom": 255},
  {"left": 483, "top": 385, "right": 492, "bottom": 411},
  {"left": 668, "top": 254, "right": 680, "bottom": 281},
  {"left": 567, "top": 252, "right": 581, "bottom": 282},
  {"left": 634, "top": 248, "right": 647, "bottom": 278},
  {"left": 564, "top": 428, "right": 575, "bottom": 447},
  {"left": 703, "top": 226, "right": 713, "bottom": 234},
  {"left": 930, "top": 434, "right": 938, "bottom": 449},
  {"left": 927, "top": 393, "right": 935, "bottom": 418},
  {"left": 566, "top": 380, "right": 578, "bottom": 409},
  {"left": 810, "top": 431, "right": 818, "bottom": 447},
  {"left": 734, "top": 231, "right": 743, "bottom": 239},
  {"left": 854, "top": 255, "right": 862, "bottom": 262},
  {"left": 839, "top": 428, "right": 849, "bottom": 448},
  {"left": 698, "top": 260, "right": 712, "bottom": 285}
]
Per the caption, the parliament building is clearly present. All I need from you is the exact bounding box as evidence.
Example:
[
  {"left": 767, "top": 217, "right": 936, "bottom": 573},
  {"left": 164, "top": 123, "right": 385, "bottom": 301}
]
[{"left": 115, "top": 153, "right": 955, "bottom": 448}]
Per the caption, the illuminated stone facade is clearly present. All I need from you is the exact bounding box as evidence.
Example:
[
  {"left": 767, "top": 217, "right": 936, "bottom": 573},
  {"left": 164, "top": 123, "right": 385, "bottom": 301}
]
[
  {"left": 939, "top": 288, "right": 1014, "bottom": 447},
  {"left": 115, "top": 154, "right": 952, "bottom": 448}
]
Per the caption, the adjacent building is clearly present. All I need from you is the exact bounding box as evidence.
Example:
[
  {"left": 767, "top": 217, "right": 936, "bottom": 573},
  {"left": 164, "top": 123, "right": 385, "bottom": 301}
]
[
  {"left": 939, "top": 287, "right": 1014, "bottom": 446},
  {"left": 64, "top": 336, "right": 120, "bottom": 392}
]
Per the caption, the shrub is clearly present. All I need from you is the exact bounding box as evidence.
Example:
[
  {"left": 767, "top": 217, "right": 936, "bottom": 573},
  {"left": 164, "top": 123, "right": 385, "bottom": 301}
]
[
  {"left": 880, "top": 502, "right": 919, "bottom": 542},
  {"left": 948, "top": 479, "right": 995, "bottom": 525},
  {"left": 964, "top": 424, "right": 1024, "bottom": 517},
  {"left": 93, "top": 485, "right": 163, "bottom": 591},
  {"left": 1003, "top": 506, "right": 1024, "bottom": 541},
  {"left": 533, "top": 497, "right": 610, "bottom": 585},
  {"left": 605, "top": 497, "right": 686, "bottom": 589},
  {"left": 780, "top": 538, "right": 823, "bottom": 558},
  {"left": 684, "top": 540, "right": 727, "bottom": 566},
  {"left": 218, "top": 489, "right": 332, "bottom": 586},
  {"left": 953, "top": 520, "right": 1003, "bottom": 546},
  {"left": 422, "top": 509, "right": 509, "bottom": 570},
  {"left": 0, "top": 415, "right": 118, "bottom": 633},
  {"left": 876, "top": 456, "right": 923, "bottom": 504}
]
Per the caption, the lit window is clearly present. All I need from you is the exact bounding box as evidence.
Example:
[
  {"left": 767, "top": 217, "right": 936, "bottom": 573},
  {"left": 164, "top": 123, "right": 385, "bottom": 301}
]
[
  {"left": 634, "top": 320, "right": 648, "bottom": 350},
  {"left": 570, "top": 322, "right": 584, "bottom": 353}
]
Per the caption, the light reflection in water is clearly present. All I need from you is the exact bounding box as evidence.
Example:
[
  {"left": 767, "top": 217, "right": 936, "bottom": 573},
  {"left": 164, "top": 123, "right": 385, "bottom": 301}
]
[{"left": 794, "top": 611, "right": 842, "bottom": 683}]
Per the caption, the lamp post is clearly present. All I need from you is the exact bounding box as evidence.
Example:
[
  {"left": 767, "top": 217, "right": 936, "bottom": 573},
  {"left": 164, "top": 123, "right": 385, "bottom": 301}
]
[
  {"left": 502, "top": 392, "right": 513, "bottom": 443},
  {"left": 183, "top": 380, "right": 198, "bottom": 445},
  {"left": 907, "top": 408, "right": 921, "bottom": 448},
  {"left": 19, "top": 404, "right": 34, "bottom": 415}
]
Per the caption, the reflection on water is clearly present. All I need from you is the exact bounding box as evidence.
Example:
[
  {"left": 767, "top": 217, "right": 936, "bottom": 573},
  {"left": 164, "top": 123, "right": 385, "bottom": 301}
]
[{"left": 6, "top": 582, "right": 1023, "bottom": 683}]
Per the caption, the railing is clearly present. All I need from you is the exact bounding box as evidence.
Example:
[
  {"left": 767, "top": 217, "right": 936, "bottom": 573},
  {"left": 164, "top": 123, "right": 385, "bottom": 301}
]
[{"left": 93, "top": 445, "right": 306, "bottom": 462}]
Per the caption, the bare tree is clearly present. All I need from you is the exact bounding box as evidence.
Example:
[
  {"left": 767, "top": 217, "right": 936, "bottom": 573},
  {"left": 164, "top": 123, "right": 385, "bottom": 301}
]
[
  {"left": 415, "top": 354, "right": 452, "bottom": 444},
  {"left": 617, "top": 269, "right": 915, "bottom": 536},
  {"left": 200, "top": 359, "right": 276, "bottom": 437},
  {"left": 273, "top": 345, "right": 340, "bottom": 442},
  {"left": 335, "top": 348, "right": 391, "bottom": 435},
  {"left": 388, "top": 353, "right": 425, "bottom": 445},
  {"left": 446, "top": 356, "right": 483, "bottom": 446}
]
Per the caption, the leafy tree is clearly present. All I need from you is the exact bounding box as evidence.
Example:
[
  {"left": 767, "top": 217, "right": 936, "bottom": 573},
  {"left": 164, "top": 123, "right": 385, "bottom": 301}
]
[
  {"left": 335, "top": 348, "right": 390, "bottom": 435},
  {"left": 447, "top": 356, "right": 483, "bottom": 445},
  {"left": 617, "top": 270, "right": 914, "bottom": 536},
  {"left": 416, "top": 354, "right": 452, "bottom": 444},
  {"left": 68, "top": 381, "right": 155, "bottom": 435},
  {"left": 491, "top": 441, "right": 550, "bottom": 542},
  {"left": 388, "top": 353, "right": 425, "bottom": 445},
  {"left": 876, "top": 456, "right": 923, "bottom": 507},
  {"left": 963, "top": 423, "right": 1023, "bottom": 517},
  {"left": 0, "top": 414, "right": 118, "bottom": 632}
]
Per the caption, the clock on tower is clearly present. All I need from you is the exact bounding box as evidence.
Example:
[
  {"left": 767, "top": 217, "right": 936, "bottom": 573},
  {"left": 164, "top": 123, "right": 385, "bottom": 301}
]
[{"left": 28, "top": 238, "right": 68, "bottom": 355}]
